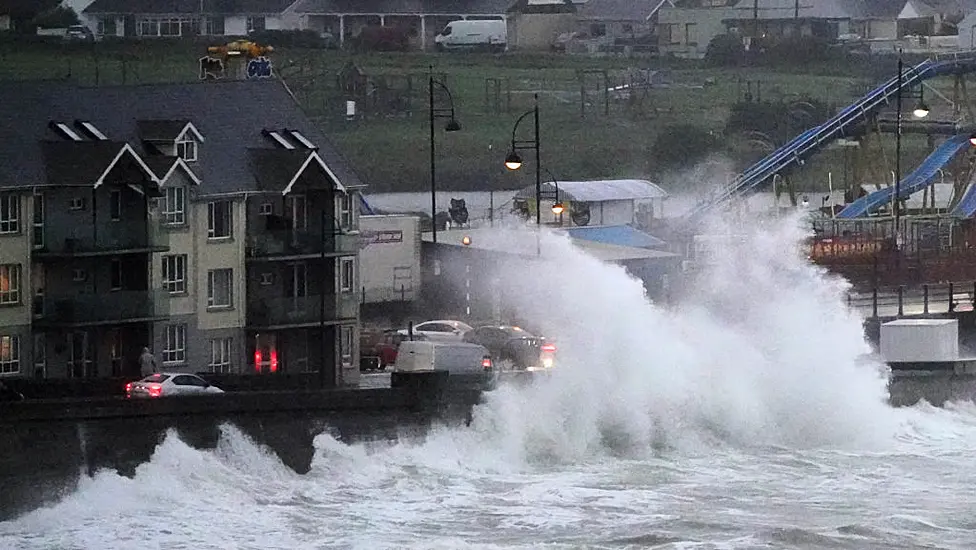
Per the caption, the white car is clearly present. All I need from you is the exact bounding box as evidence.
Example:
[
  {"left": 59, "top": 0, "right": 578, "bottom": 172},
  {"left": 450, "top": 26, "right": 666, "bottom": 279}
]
[
  {"left": 397, "top": 320, "right": 473, "bottom": 342},
  {"left": 126, "top": 373, "right": 224, "bottom": 399}
]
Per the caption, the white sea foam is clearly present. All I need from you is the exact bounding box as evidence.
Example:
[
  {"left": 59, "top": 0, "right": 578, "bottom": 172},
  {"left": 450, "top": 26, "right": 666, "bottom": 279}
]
[{"left": 5, "top": 212, "right": 976, "bottom": 549}]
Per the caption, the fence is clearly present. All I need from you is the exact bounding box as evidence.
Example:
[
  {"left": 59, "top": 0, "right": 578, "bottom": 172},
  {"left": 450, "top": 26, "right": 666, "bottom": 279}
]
[{"left": 847, "top": 280, "right": 976, "bottom": 319}]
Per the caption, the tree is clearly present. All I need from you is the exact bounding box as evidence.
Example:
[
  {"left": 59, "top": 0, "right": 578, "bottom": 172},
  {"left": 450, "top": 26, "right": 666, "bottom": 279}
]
[
  {"left": 653, "top": 124, "right": 721, "bottom": 170},
  {"left": 31, "top": 6, "right": 80, "bottom": 29},
  {"left": 0, "top": 0, "right": 61, "bottom": 31}
]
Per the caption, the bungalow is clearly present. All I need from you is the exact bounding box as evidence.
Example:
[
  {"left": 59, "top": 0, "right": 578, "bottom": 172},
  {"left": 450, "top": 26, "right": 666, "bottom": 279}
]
[
  {"left": 506, "top": 0, "right": 581, "bottom": 51},
  {"left": 657, "top": 0, "right": 739, "bottom": 59},
  {"left": 576, "top": 0, "right": 667, "bottom": 49},
  {"left": 289, "top": 0, "right": 509, "bottom": 51},
  {"left": 82, "top": 0, "right": 300, "bottom": 38}
]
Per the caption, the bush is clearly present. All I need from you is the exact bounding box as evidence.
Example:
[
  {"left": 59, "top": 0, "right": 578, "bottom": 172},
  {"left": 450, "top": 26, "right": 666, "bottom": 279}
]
[
  {"left": 762, "top": 35, "right": 830, "bottom": 66},
  {"left": 704, "top": 33, "right": 745, "bottom": 66},
  {"left": 31, "top": 6, "right": 79, "bottom": 29},
  {"left": 248, "top": 29, "right": 331, "bottom": 49},
  {"left": 653, "top": 123, "right": 721, "bottom": 169}
]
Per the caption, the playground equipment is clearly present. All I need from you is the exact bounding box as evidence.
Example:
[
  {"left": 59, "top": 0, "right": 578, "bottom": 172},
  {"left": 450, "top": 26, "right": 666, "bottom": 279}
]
[
  {"left": 684, "top": 50, "right": 976, "bottom": 225},
  {"left": 199, "top": 40, "right": 275, "bottom": 80}
]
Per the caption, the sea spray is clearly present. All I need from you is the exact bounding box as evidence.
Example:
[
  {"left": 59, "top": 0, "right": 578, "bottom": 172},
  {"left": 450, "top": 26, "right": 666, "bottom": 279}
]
[{"left": 454, "top": 212, "right": 898, "bottom": 461}]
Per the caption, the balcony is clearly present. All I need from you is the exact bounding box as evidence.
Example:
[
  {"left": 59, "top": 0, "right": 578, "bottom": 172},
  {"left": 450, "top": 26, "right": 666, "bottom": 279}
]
[
  {"left": 34, "top": 224, "right": 168, "bottom": 259},
  {"left": 247, "top": 294, "right": 359, "bottom": 328},
  {"left": 33, "top": 290, "right": 170, "bottom": 327},
  {"left": 245, "top": 230, "right": 360, "bottom": 261}
]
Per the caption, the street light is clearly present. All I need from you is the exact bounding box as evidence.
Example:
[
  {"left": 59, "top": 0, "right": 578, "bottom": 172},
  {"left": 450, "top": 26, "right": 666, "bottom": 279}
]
[
  {"left": 913, "top": 84, "right": 930, "bottom": 119},
  {"left": 895, "top": 50, "right": 904, "bottom": 249},
  {"left": 429, "top": 65, "right": 460, "bottom": 244},
  {"left": 542, "top": 168, "right": 564, "bottom": 223},
  {"left": 503, "top": 93, "right": 541, "bottom": 231}
]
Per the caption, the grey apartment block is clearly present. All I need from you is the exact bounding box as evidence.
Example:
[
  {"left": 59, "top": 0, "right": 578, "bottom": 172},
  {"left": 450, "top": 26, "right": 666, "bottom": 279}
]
[{"left": 0, "top": 80, "right": 366, "bottom": 385}]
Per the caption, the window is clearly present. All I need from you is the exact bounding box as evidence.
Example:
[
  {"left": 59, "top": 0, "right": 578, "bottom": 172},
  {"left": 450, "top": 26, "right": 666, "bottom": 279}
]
[
  {"left": 176, "top": 140, "right": 197, "bottom": 162},
  {"left": 685, "top": 23, "right": 698, "bottom": 46},
  {"left": 208, "top": 200, "right": 232, "bottom": 239},
  {"left": 0, "top": 264, "right": 20, "bottom": 305},
  {"left": 69, "top": 197, "right": 86, "bottom": 211},
  {"left": 163, "top": 324, "right": 186, "bottom": 364},
  {"left": 340, "top": 326, "right": 353, "bottom": 365},
  {"left": 32, "top": 193, "right": 44, "bottom": 248},
  {"left": 110, "top": 259, "right": 122, "bottom": 290},
  {"left": 0, "top": 193, "right": 19, "bottom": 234},
  {"left": 287, "top": 195, "right": 307, "bottom": 230},
  {"left": 209, "top": 338, "right": 233, "bottom": 373},
  {"left": 162, "top": 255, "right": 187, "bottom": 294},
  {"left": 259, "top": 203, "right": 273, "bottom": 216},
  {"left": 246, "top": 16, "right": 266, "bottom": 33},
  {"left": 33, "top": 333, "right": 45, "bottom": 378},
  {"left": 0, "top": 335, "right": 19, "bottom": 375},
  {"left": 285, "top": 263, "right": 307, "bottom": 298},
  {"left": 338, "top": 193, "right": 353, "bottom": 229},
  {"left": 163, "top": 186, "right": 186, "bottom": 225},
  {"left": 138, "top": 19, "right": 159, "bottom": 36},
  {"left": 205, "top": 17, "right": 224, "bottom": 35},
  {"left": 72, "top": 268, "right": 87, "bottom": 282},
  {"left": 109, "top": 190, "right": 122, "bottom": 221},
  {"left": 97, "top": 17, "right": 117, "bottom": 36},
  {"left": 339, "top": 258, "right": 354, "bottom": 292},
  {"left": 207, "top": 268, "right": 233, "bottom": 308},
  {"left": 260, "top": 272, "right": 274, "bottom": 285}
]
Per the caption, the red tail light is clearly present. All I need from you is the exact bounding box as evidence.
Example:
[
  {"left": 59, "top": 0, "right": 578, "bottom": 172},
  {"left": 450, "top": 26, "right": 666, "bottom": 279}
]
[
  {"left": 482, "top": 356, "right": 492, "bottom": 370},
  {"left": 541, "top": 343, "right": 557, "bottom": 353},
  {"left": 148, "top": 383, "right": 163, "bottom": 398},
  {"left": 125, "top": 382, "right": 132, "bottom": 393},
  {"left": 254, "top": 350, "right": 262, "bottom": 372},
  {"left": 270, "top": 349, "right": 278, "bottom": 373}
]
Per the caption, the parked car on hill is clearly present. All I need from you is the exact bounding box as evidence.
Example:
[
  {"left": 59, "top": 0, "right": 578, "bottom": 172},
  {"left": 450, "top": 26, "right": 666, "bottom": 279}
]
[
  {"left": 126, "top": 373, "right": 224, "bottom": 399},
  {"left": 462, "top": 325, "right": 556, "bottom": 371}
]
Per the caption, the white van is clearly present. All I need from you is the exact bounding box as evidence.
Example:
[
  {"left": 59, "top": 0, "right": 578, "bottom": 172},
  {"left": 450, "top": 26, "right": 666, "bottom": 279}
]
[
  {"left": 434, "top": 20, "right": 507, "bottom": 52},
  {"left": 394, "top": 340, "right": 493, "bottom": 374}
]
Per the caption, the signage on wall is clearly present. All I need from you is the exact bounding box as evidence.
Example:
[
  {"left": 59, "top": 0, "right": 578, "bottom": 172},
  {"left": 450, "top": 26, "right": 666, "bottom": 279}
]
[
  {"left": 246, "top": 56, "right": 273, "bottom": 79},
  {"left": 360, "top": 230, "right": 404, "bottom": 248},
  {"left": 199, "top": 56, "right": 225, "bottom": 80}
]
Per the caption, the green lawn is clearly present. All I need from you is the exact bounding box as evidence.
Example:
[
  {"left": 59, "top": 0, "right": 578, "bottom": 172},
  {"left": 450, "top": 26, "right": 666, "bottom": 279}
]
[{"left": 0, "top": 41, "right": 943, "bottom": 195}]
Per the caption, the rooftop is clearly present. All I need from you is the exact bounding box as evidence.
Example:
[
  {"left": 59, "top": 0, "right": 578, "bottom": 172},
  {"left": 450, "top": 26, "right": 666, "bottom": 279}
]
[{"left": 515, "top": 179, "right": 669, "bottom": 202}]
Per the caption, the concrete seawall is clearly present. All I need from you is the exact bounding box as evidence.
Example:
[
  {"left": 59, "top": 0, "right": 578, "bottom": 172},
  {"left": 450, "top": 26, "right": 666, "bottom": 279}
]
[{"left": 0, "top": 371, "right": 491, "bottom": 521}]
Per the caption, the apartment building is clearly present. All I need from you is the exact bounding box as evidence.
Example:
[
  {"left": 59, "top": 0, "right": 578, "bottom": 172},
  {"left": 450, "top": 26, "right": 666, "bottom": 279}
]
[{"left": 0, "top": 80, "right": 363, "bottom": 386}]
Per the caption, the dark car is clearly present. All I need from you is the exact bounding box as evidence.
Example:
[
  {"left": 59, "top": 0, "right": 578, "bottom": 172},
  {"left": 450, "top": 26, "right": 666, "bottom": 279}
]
[{"left": 462, "top": 325, "right": 556, "bottom": 371}]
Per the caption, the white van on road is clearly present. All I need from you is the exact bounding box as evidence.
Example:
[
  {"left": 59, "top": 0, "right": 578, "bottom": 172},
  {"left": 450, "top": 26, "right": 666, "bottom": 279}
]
[{"left": 434, "top": 20, "right": 507, "bottom": 52}]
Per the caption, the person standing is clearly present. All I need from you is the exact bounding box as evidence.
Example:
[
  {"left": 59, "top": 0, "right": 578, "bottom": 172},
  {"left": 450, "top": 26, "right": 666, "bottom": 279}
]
[{"left": 139, "top": 347, "right": 158, "bottom": 377}]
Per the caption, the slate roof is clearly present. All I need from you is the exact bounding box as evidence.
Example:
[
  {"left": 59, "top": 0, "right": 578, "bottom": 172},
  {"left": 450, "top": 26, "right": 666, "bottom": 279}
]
[
  {"left": 0, "top": 79, "right": 364, "bottom": 195},
  {"left": 578, "top": 0, "right": 669, "bottom": 21},
  {"left": 136, "top": 120, "right": 190, "bottom": 141},
  {"left": 291, "top": 0, "right": 510, "bottom": 15},
  {"left": 84, "top": 0, "right": 297, "bottom": 15},
  {"left": 40, "top": 140, "right": 131, "bottom": 187}
]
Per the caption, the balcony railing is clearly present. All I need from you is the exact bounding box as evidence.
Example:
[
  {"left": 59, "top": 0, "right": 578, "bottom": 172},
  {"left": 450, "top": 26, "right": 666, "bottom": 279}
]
[
  {"left": 246, "top": 230, "right": 359, "bottom": 259},
  {"left": 35, "top": 222, "right": 168, "bottom": 257},
  {"left": 33, "top": 290, "right": 170, "bottom": 326},
  {"left": 247, "top": 294, "right": 359, "bottom": 327}
]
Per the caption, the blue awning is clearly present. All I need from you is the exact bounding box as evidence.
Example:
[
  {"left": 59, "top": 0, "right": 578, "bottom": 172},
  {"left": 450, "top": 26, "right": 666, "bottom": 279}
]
[{"left": 564, "top": 225, "right": 667, "bottom": 249}]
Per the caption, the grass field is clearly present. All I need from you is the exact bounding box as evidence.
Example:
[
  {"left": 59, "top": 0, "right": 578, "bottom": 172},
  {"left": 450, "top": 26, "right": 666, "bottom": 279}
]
[{"left": 0, "top": 40, "right": 947, "bottom": 196}]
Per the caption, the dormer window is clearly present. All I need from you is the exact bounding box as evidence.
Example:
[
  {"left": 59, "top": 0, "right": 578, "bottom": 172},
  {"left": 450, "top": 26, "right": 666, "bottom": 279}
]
[{"left": 176, "top": 139, "right": 197, "bottom": 162}]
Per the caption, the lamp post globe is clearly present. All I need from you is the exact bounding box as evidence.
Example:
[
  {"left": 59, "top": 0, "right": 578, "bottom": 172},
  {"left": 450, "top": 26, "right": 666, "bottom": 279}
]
[{"left": 504, "top": 151, "right": 523, "bottom": 171}]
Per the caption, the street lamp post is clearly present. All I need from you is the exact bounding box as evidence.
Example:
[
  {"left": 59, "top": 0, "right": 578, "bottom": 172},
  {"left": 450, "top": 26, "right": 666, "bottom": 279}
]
[
  {"left": 543, "top": 168, "right": 564, "bottom": 225},
  {"left": 504, "top": 93, "right": 541, "bottom": 254},
  {"left": 429, "top": 65, "right": 461, "bottom": 244},
  {"left": 895, "top": 52, "right": 904, "bottom": 249}
]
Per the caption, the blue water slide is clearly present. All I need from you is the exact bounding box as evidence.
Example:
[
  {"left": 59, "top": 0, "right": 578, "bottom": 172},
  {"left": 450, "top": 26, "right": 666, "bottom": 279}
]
[
  {"left": 950, "top": 180, "right": 976, "bottom": 217},
  {"left": 836, "top": 133, "right": 970, "bottom": 218},
  {"left": 359, "top": 194, "right": 376, "bottom": 215},
  {"left": 683, "top": 50, "right": 976, "bottom": 225}
]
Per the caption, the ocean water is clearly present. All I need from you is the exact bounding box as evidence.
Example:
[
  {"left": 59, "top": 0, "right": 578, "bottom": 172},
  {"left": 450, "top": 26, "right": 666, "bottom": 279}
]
[{"left": 3, "top": 213, "right": 976, "bottom": 550}]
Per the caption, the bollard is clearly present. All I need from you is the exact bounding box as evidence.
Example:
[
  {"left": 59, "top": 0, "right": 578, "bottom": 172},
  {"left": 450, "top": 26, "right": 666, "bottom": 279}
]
[
  {"left": 949, "top": 282, "right": 955, "bottom": 312},
  {"left": 408, "top": 321, "right": 414, "bottom": 341},
  {"left": 923, "top": 284, "right": 929, "bottom": 314},
  {"left": 897, "top": 286, "right": 904, "bottom": 317},
  {"left": 872, "top": 287, "right": 878, "bottom": 319}
]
